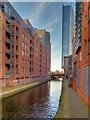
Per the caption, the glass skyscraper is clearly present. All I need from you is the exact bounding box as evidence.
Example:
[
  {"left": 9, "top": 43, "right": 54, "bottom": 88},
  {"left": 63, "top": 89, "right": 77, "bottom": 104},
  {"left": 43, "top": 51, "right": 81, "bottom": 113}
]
[{"left": 62, "top": 4, "right": 74, "bottom": 68}]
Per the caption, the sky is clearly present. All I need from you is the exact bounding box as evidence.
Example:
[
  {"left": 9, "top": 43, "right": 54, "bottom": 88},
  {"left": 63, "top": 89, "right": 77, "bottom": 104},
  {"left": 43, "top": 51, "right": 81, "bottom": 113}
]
[{"left": 9, "top": 2, "right": 75, "bottom": 72}]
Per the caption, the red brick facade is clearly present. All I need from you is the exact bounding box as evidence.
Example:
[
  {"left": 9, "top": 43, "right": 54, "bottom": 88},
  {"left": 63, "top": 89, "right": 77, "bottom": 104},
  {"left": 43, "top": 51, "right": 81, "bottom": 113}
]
[
  {"left": 72, "top": 2, "right": 90, "bottom": 107},
  {"left": 0, "top": 2, "right": 51, "bottom": 88},
  {"left": 72, "top": 25, "right": 77, "bottom": 91}
]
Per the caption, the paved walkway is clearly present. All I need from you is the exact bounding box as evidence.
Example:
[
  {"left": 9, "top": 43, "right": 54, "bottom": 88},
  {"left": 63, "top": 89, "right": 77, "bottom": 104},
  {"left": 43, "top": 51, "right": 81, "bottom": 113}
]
[
  {"left": 0, "top": 82, "right": 39, "bottom": 97},
  {"left": 65, "top": 80, "right": 88, "bottom": 118}
]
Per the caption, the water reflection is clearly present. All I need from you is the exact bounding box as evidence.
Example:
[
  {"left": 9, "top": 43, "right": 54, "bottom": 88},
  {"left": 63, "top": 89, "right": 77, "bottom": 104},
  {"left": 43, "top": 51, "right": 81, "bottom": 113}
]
[{"left": 2, "top": 80, "right": 62, "bottom": 118}]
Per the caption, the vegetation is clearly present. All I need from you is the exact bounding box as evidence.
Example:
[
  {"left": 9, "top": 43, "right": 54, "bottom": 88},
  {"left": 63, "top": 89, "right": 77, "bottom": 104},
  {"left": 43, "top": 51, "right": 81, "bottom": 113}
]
[
  {"left": 0, "top": 78, "right": 54, "bottom": 101},
  {"left": 54, "top": 79, "right": 70, "bottom": 119}
]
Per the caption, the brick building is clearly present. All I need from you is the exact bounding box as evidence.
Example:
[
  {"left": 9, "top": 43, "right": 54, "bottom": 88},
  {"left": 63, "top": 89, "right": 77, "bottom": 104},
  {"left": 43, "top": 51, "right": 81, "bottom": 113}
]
[
  {"left": 64, "top": 55, "right": 72, "bottom": 79},
  {"left": 72, "top": 25, "right": 77, "bottom": 90},
  {"left": 0, "top": 1, "right": 51, "bottom": 87},
  {"left": 72, "top": 1, "right": 90, "bottom": 107}
]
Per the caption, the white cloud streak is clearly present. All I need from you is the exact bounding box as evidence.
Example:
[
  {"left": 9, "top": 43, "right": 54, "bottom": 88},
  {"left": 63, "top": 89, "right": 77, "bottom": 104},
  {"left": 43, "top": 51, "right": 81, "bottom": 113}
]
[
  {"left": 48, "top": 28, "right": 54, "bottom": 32},
  {"left": 47, "top": 18, "right": 60, "bottom": 28}
]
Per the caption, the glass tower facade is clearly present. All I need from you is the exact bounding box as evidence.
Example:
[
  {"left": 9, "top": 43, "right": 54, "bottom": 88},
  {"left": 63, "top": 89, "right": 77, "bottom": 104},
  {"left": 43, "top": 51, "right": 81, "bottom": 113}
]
[{"left": 62, "top": 4, "right": 74, "bottom": 68}]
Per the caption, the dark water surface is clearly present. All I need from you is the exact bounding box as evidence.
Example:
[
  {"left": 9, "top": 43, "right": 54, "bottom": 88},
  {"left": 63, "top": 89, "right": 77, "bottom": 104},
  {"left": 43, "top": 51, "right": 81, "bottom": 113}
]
[{"left": 2, "top": 79, "right": 62, "bottom": 118}]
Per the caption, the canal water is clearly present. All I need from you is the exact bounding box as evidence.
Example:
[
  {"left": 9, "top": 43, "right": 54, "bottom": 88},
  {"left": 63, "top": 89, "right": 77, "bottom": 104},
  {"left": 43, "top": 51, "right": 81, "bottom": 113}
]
[{"left": 2, "top": 79, "right": 62, "bottom": 118}]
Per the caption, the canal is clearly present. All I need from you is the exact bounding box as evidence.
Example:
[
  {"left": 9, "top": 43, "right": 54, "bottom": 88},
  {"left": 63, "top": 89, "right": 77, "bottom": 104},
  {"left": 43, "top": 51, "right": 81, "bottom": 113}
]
[{"left": 2, "top": 79, "right": 62, "bottom": 118}]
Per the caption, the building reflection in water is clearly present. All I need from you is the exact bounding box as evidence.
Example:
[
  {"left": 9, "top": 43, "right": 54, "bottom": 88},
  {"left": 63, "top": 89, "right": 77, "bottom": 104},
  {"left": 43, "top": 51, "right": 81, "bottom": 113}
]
[{"left": 2, "top": 80, "right": 62, "bottom": 118}]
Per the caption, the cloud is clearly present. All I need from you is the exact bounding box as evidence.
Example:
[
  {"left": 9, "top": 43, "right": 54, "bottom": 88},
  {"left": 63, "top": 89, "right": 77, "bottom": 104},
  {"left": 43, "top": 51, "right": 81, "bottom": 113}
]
[
  {"left": 28, "top": 2, "right": 50, "bottom": 24},
  {"left": 47, "top": 18, "right": 60, "bottom": 28},
  {"left": 48, "top": 28, "right": 53, "bottom": 33},
  {"left": 51, "top": 45, "right": 54, "bottom": 49},
  {"left": 34, "top": 2, "right": 45, "bottom": 20}
]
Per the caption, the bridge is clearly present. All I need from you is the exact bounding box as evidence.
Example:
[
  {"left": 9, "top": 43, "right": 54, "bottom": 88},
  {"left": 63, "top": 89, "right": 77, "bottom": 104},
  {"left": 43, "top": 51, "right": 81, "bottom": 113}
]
[{"left": 51, "top": 73, "right": 64, "bottom": 78}]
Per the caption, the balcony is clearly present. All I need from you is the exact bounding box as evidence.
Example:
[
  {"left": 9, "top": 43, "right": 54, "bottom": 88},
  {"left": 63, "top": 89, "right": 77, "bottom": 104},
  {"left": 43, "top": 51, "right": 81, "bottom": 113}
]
[
  {"left": 6, "top": 37, "right": 11, "bottom": 44},
  {"left": 6, "top": 26, "right": 13, "bottom": 36},
  {"left": 10, "top": 28, "right": 14, "bottom": 35},
  {"left": 11, "top": 40, "right": 13, "bottom": 45},
  {"left": 6, "top": 48, "right": 11, "bottom": 54},
  {"left": 5, "top": 69, "right": 13, "bottom": 75},
  {"left": 11, "top": 49, "right": 13, "bottom": 55},
  {"left": 75, "top": 42, "right": 81, "bottom": 54},
  {"left": 11, "top": 59, "right": 13, "bottom": 65},
  {"left": 9, "top": 21, "right": 14, "bottom": 26},
  {"left": 6, "top": 17, "right": 11, "bottom": 24},
  {"left": 5, "top": 58, "right": 11, "bottom": 65},
  {"left": 6, "top": 26, "right": 11, "bottom": 34}
]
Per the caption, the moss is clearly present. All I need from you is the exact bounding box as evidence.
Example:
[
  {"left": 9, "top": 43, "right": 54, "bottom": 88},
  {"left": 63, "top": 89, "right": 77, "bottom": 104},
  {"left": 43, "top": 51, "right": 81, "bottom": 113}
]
[
  {"left": 53, "top": 79, "right": 70, "bottom": 119},
  {"left": 0, "top": 78, "right": 54, "bottom": 101}
]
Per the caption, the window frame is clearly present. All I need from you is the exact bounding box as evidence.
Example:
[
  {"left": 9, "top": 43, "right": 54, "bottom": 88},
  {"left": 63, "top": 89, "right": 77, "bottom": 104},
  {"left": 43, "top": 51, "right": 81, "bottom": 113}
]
[
  {"left": 25, "top": 36, "right": 27, "bottom": 40},
  {"left": 22, "top": 33, "right": 24, "bottom": 39},
  {"left": 22, "top": 42, "right": 24, "bottom": 47},
  {"left": 89, "top": 7, "right": 90, "bottom": 21},
  {"left": 85, "top": 15, "right": 87, "bottom": 29},
  {"left": 22, "top": 50, "right": 24, "bottom": 56},
  {"left": 88, "top": 39, "right": 90, "bottom": 54},
  {"left": 80, "top": 52, "right": 81, "bottom": 61}
]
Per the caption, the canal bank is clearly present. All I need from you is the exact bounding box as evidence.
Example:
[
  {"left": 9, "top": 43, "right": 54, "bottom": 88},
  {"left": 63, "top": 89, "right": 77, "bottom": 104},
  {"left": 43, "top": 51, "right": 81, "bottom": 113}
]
[
  {"left": 0, "top": 78, "right": 54, "bottom": 100},
  {"left": 54, "top": 79, "right": 88, "bottom": 119},
  {"left": 54, "top": 79, "right": 70, "bottom": 118},
  {"left": 2, "top": 80, "right": 62, "bottom": 118}
]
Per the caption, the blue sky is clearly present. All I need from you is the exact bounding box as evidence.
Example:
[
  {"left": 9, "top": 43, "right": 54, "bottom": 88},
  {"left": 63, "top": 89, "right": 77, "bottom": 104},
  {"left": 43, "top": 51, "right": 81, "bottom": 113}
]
[{"left": 10, "top": 2, "right": 75, "bottom": 72}]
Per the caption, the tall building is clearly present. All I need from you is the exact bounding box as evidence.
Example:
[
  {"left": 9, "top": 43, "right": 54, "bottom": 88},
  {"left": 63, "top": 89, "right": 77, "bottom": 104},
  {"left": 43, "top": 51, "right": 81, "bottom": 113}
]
[
  {"left": 34, "top": 28, "right": 51, "bottom": 76},
  {"left": 62, "top": 4, "right": 74, "bottom": 68},
  {"left": 0, "top": 1, "right": 51, "bottom": 88},
  {"left": 72, "top": 2, "right": 90, "bottom": 107}
]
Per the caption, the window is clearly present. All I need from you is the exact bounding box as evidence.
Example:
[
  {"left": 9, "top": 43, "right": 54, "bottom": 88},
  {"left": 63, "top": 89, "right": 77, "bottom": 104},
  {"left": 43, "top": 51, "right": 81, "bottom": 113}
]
[
  {"left": 83, "top": 67, "right": 85, "bottom": 93},
  {"left": 22, "top": 50, "right": 24, "bottom": 55},
  {"left": 89, "top": 7, "right": 90, "bottom": 20},
  {"left": 86, "top": 66, "right": 90, "bottom": 97},
  {"left": 0, "top": 16, "right": 1, "bottom": 23},
  {"left": 22, "top": 67, "right": 24, "bottom": 73},
  {"left": 22, "top": 42, "right": 24, "bottom": 47},
  {"left": 22, "top": 33, "right": 24, "bottom": 38},
  {"left": 80, "top": 52, "right": 81, "bottom": 61},
  {"left": 22, "top": 59, "right": 24, "bottom": 64},
  {"left": 9, "top": 8, "right": 11, "bottom": 15},
  {"left": 77, "top": 69, "right": 80, "bottom": 88},
  {"left": 25, "top": 36, "right": 27, "bottom": 40},
  {"left": 88, "top": 39, "right": 90, "bottom": 54},
  {"left": 74, "top": 62, "right": 77, "bottom": 79},
  {"left": 85, "top": 16, "right": 87, "bottom": 28},
  {"left": 25, "top": 44, "right": 26, "bottom": 49},
  {"left": 4, "top": 3, "right": 8, "bottom": 13}
]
